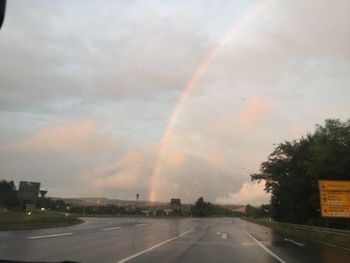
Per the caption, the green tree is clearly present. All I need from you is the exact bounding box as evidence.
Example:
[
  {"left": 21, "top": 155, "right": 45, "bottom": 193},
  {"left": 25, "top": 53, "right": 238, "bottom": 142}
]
[
  {"left": 245, "top": 204, "right": 270, "bottom": 218},
  {"left": 0, "top": 180, "right": 19, "bottom": 209},
  {"left": 309, "top": 119, "right": 350, "bottom": 181},
  {"left": 191, "top": 197, "right": 231, "bottom": 217},
  {"left": 251, "top": 119, "right": 350, "bottom": 227}
]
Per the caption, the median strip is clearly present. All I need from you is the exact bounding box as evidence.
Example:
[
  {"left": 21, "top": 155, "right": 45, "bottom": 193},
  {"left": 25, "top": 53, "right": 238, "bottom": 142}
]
[{"left": 27, "top": 232, "right": 73, "bottom": 239}]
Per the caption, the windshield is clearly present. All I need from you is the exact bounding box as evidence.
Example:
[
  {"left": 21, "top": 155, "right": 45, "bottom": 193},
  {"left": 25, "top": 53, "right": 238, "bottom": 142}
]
[{"left": 0, "top": 1, "right": 350, "bottom": 263}]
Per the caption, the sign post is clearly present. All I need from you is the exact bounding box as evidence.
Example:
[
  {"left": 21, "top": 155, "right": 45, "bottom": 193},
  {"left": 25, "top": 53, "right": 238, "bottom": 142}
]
[{"left": 318, "top": 180, "right": 350, "bottom": 218}]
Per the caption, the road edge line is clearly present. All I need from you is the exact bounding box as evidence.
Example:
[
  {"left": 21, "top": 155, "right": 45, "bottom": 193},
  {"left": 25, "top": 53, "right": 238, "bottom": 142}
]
[{"left": 116, "top": 228, "right": 194, "bottom": 263}]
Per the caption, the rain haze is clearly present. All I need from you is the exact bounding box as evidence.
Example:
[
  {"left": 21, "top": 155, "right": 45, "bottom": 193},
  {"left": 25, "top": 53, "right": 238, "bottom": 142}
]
[{"left": 1, "top": 0, "right": 350, "bottom": 205}]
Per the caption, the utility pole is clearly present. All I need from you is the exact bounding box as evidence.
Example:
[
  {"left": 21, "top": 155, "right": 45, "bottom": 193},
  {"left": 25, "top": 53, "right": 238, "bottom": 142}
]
[{"left": 136, "top": 193, "right": 140, "bottom": 222}]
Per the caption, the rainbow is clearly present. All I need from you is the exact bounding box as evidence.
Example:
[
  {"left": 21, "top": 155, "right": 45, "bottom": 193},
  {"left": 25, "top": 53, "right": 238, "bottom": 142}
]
[{"left": 148, "top": 0, "right": 269, "bottom": 202}]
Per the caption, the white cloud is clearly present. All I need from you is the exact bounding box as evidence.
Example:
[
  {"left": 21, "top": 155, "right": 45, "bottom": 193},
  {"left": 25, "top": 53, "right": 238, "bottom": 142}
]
[
  {"left": 216, "top": 181, "right": 270, "bottom": 206},
  {"left": 0, "top": 0, "right": 349, "bottom": 203}
]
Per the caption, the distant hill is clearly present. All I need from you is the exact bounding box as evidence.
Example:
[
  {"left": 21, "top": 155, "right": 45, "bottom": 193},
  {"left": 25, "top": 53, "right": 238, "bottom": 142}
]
[
  {"left": 51, "top": 197, "right": 168, "bottom": 207},
  {"left": 220, "top": 204, "right": 245, "bottom": 209},
  {"left": 50, "top": 197, "right": 245, "bottom": 210}
]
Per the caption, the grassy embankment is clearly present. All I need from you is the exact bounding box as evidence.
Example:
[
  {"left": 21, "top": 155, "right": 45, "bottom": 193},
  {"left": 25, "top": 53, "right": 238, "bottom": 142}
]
[
  {"left": 0, "top": 210, "right": 82, "bottom": 230},
  {"left": 251, "top": 218, "right": 350, "bottom": 249}
]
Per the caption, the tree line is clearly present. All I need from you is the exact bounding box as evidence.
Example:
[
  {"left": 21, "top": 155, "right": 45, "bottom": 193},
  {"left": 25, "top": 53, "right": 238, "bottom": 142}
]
[
  {"left": 0, "top": 181, "right": 235, "bottom": 217},
  {"left": 251, "top": 119, "right": 350, "bottom": 228},
  {"left": 0, "top": 182, "right": 71, "bottom": 212},
  {"left": 0, "top": 180, "right": 19, "bottom": 209},
  {"left": 190, "top": 197, "right": 237, "bottom": 217}
]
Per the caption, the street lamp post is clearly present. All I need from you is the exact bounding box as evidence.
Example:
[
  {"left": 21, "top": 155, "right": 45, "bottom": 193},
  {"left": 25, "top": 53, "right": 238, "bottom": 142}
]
[{"left": 136, "top": 193, "right": 140, "bottom": 221}]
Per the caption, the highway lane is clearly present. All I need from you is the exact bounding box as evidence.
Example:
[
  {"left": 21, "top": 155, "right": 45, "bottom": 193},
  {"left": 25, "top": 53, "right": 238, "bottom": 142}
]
[{"left": 1, "top": 217, "right": 350, "bottom": 263}]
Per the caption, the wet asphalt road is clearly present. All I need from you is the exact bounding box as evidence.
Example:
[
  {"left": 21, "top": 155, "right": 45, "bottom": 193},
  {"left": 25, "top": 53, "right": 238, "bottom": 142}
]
[{"left": 1, "top": 217, "right": 350, "bottom": 263}]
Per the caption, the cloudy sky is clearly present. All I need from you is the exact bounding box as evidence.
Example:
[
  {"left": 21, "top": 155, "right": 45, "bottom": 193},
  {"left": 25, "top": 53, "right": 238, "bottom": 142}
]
[{"left": 0, "top": 0, "right": 349, "bottom": 205}]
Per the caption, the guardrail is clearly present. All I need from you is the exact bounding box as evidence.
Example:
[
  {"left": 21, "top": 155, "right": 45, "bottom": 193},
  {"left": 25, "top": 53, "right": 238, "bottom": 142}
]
[
  {"left": 272, "top": 221, "right": 350, "bottom": 235},
  {"left": 249, "top": 219, "right": 350, "bottom": 236}
]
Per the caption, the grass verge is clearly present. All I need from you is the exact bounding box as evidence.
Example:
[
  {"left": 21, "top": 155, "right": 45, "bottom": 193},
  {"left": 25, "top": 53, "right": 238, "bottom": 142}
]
[
  {"left": 250, "top": 218, "right": 350, "bottom": 250},
  {"left": 0, "top": 210, "right": 82, "bottom": 230}
]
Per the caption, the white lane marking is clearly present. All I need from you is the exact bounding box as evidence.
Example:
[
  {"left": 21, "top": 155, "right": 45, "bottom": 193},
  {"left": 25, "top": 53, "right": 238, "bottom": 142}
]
[
  {"left": 221, "top": 233, "right": 227, "bottom": 239},
  {"left": 244, "top": 231, "right": 286, "bottom": 263},
  {"left": 102, "top": 226, "right": 122, "bottom": 231},
  {"left": 284, "top": 238, "right": 305, "bottom": 247},
  {"left": 136, "top": 223, "right": 147, "bottom": 227},
  {"left": 116, "top": 229, "right": 194, "bottom": 263},
  {"left": 27, "top": 232, "right": 73, "bottom": 239},
  {"left": 216, "top": 232, "right": 221, "bottom": 235}
]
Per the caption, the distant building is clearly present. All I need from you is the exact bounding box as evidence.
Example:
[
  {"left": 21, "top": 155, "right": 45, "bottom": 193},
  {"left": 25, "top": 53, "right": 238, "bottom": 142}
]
[
  {"left": 18, "top": 181, "right": 40, "bottom": 202},
  {"left": 170, "top": 198, "right": 181, "bottom": 212},
  {"left": 18, "top": 181, "right": 41, "bottom": 211}
]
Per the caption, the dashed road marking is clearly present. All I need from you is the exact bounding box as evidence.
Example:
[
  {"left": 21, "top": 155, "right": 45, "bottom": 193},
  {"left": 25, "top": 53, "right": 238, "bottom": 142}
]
[
  {"left": 116, "top": 229, "right": 194, "bottom": 263},
  {"left": 284, "top": 238, "right": 305, "bottom": 246},
  {"left": 27, "top": 233, "right": 73, "bottom": 239},
  {"left": 102, "top": 226, "right": 122, "bottom": 231}
]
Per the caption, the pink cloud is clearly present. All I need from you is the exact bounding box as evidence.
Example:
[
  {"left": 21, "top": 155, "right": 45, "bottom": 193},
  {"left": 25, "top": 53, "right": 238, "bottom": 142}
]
[
  {"left": 81, "top": 143, "right": 157, "bottom": 190},
  {"left": 146, "top": 96, "right": 276, "bottom": 202},
  {"left": 239, "top": 96, "right": 274, "bottom": 126},
  {"left": 14, "top": 119, "right": 114, "bottom": 155}
]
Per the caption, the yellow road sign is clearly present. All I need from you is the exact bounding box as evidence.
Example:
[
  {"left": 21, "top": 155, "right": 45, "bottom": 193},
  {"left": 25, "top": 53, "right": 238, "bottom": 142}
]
[
  {"left": 319, "top": 180, "right": 350, "bottom": 191},
  {"left": 320, "top": 192, "right": 350, "bottom": 206},
  {"left": 321, "top": 205, "right": 350, "bottom": 218},
  {"left": 319, "top": 180, "right": 350, "bottom": 218}
]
